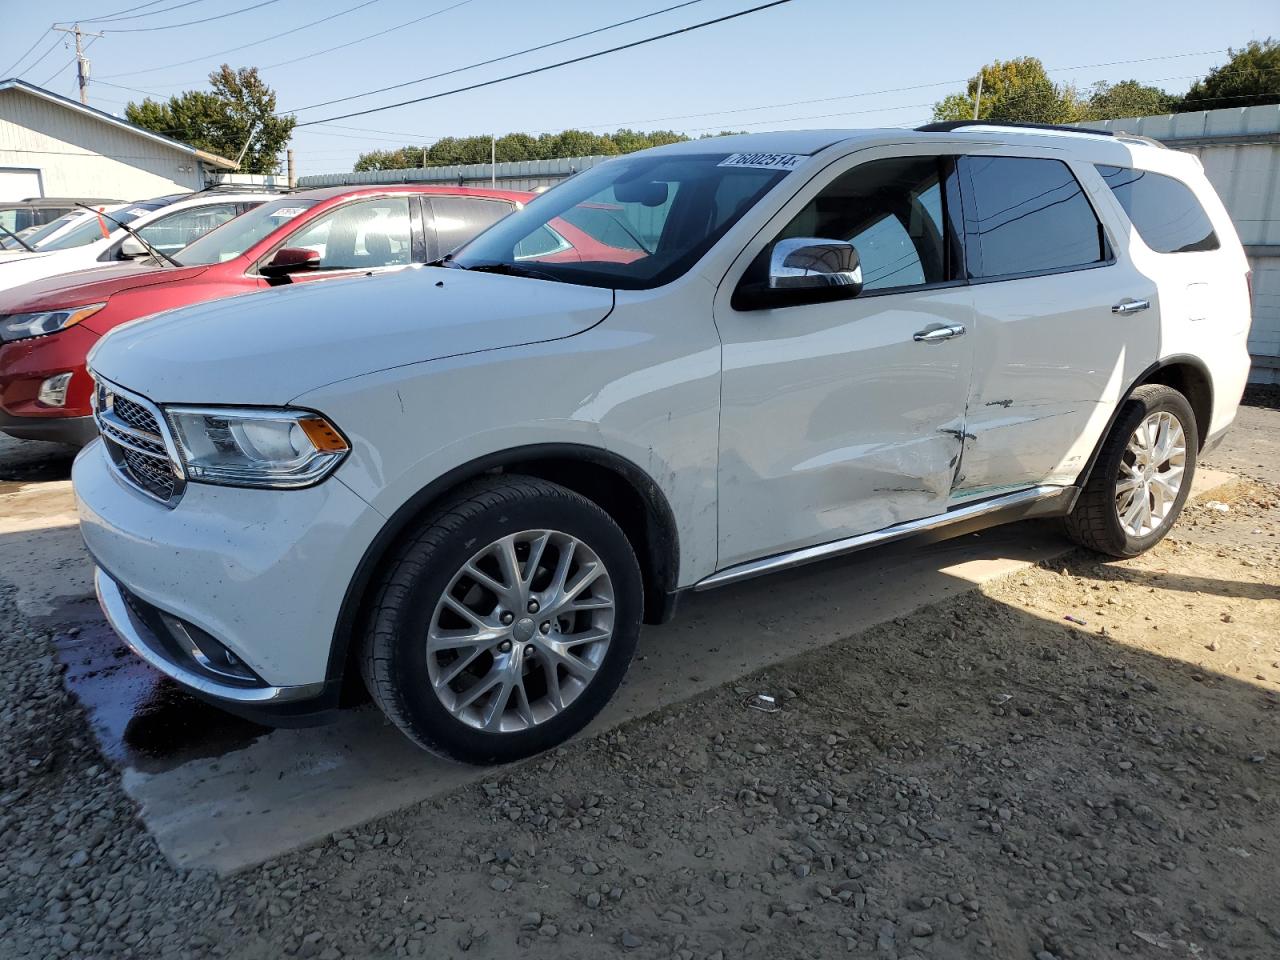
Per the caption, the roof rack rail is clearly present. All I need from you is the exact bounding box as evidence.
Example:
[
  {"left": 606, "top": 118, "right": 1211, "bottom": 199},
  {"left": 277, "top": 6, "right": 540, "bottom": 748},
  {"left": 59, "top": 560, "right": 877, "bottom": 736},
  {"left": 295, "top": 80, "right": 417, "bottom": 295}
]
[{"left": 916, "top": 120, "right": 1114, "bottom": 137}]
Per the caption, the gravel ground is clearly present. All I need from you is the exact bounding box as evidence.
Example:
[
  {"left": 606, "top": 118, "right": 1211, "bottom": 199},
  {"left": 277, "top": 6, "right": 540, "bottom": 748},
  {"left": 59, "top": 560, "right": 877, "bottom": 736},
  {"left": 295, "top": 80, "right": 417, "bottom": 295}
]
[{"left": 1, "top": 413, "right": 1277, "bottom": 959}]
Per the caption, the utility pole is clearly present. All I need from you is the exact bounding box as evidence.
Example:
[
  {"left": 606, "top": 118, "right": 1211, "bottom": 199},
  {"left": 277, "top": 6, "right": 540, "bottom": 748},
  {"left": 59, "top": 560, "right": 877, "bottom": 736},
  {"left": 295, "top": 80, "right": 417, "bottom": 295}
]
[
  {"left": 973, "top": 73, "right": 984, "bottom": 121},
  {"left": 490, "top": 134, "right": 497, "bottom": 188},
  {"left": 52, "top": 24, "right": 104, "bottom": 105},
  {"left": 286, "top": 149, "right": 296, "bottom": 190}
]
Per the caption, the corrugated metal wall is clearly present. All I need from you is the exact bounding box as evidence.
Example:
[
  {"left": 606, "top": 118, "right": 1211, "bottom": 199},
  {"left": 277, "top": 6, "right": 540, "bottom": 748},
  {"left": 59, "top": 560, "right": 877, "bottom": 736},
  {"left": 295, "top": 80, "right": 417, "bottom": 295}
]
[
  {"left": 0, "top": 88, "right": 207, "bottom": 199},
  {"left": 1078, "top": 105, "right": 1280, "bottom": 384},
  {"left": 296, "top": 155, "right": 612, "bottom": 191}
]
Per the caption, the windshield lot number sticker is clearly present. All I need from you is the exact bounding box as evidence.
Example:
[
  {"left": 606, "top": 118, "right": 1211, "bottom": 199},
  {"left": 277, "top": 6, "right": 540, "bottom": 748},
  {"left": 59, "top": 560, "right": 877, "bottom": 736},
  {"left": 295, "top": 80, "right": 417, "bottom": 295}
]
[{"left": 718, "top": 153, "right": 802, "bottom": 171}]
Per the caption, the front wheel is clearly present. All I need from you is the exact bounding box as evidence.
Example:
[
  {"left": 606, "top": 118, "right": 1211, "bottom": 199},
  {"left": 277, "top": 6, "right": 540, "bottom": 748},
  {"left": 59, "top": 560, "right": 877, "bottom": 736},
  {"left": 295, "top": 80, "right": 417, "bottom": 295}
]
[
  {"left": 1065, "top": 384, "right": 1197, "bottom": 558},
  {"left": 360, "top": 476, "right": 642, "bottom": 764}
]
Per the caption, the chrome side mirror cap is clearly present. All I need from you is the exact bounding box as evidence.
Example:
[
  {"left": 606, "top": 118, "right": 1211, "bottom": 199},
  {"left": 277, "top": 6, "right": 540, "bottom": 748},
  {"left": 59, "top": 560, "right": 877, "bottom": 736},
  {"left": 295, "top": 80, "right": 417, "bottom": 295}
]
[
  {"left": 118, "top": 236, "right": 149, "bottom": 259},
  {"left": 768, "top": 237, "right": 863, "bottom": 294}
]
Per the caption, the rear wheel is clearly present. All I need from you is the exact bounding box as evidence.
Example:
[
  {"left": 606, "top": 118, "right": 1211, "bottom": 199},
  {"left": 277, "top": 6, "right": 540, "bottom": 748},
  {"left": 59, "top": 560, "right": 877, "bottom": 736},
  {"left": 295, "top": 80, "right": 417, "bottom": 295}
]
[
  {"left": 1065, "top": 384, "right": 1197, "bottom": 558},
  {"left": 360, "top": 476, "right": 642, "bottom": 764}
]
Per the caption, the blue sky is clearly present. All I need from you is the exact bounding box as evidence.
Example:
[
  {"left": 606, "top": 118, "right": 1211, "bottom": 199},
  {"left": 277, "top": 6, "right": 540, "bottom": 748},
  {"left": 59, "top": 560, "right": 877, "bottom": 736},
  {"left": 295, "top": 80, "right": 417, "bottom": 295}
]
[{"left": 3, "top": 0, "right": 1275, "bottom": 174}]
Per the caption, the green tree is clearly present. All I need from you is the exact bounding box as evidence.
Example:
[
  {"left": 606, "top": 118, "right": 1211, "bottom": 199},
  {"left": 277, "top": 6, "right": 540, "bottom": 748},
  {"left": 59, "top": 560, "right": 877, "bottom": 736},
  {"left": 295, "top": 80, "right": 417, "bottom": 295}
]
[
  {"left": 1084, "top": 80, "right": 1176, "bottom": 120},
  {"left": 353, "top": 128, "right": 713, "bottom": 172},
  {"left": 125, "top": 66, "right": 295, "bottom": 174},
  {"left": 933, "top": 57, "right": 1085, "bottom": 124},
  {"left": 1178, "top": 39, "right": 1280, "bottom": 112}
]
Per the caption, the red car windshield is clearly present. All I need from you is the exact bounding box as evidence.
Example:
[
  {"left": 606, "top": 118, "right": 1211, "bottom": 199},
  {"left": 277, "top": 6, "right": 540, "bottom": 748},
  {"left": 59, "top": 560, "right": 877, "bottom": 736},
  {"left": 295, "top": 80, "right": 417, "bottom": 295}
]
[{"left": 175, "top": 198, "right": 318, "bottom": 266}]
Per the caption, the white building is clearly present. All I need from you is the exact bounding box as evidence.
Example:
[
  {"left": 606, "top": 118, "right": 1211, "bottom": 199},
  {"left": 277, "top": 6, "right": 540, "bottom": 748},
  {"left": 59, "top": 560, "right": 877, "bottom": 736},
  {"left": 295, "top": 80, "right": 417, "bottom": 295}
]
[
  {"left": 0, "top": 79, "right": 236, "bottom": 202},
  {"left": 1078, "top": 105, "right": 1280, "bottom": 385}
]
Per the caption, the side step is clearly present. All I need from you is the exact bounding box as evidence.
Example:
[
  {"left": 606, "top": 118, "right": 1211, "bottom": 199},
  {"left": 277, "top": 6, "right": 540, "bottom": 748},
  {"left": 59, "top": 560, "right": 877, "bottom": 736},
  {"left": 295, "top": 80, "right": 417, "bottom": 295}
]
[{"left": 694, "top": 485, "right": 1076, "bottom": 591}]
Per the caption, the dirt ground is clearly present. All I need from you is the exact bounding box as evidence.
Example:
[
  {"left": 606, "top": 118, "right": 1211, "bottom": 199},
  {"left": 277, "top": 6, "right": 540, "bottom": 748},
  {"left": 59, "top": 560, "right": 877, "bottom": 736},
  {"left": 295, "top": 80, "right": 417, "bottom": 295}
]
[{"left": 1, "top": 403, "right": 1277, "bottom": 960}]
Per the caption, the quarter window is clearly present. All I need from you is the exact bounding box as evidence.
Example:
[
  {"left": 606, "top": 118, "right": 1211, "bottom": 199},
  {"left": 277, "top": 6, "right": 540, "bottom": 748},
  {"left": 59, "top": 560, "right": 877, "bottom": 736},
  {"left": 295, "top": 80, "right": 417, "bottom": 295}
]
[
  {"left": 1095, "top": 165, "right": 1219, "bottom": 254},
  {"left": 963, "top": 157, "right": 1108, "bottom": 278},
  {"left": 764, "top": 155, "right": 962, "bottom": 293}
]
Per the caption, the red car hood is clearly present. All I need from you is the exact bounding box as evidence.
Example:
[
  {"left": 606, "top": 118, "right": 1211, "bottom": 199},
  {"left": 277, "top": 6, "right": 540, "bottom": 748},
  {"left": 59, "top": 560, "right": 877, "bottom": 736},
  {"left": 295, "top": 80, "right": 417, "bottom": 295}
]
[{"left": 0, "top": 262, "right": 211, "bottom": 314}]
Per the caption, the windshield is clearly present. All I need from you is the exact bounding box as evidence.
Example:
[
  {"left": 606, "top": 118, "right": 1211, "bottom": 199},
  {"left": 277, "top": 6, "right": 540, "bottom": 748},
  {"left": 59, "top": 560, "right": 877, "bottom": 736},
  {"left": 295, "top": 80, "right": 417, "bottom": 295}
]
[
  {"left": 451, "top": 153, "right": 791, "bottom": 289},
  {"left": 175, "top": 198, "right": 319, "bottom": 265},
  {"left": 24, "top": 212, "right": 83, "bottom": 248},
  {"left": 39, "top": 203, "right": 163, "bottom": 251}
]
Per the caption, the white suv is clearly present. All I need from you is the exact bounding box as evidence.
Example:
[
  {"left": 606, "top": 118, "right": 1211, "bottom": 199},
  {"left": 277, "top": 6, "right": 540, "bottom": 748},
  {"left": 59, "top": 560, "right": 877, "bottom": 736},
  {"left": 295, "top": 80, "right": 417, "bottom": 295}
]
[{"left": 74, "top": 124, "right": 1252, "bottom": 764}]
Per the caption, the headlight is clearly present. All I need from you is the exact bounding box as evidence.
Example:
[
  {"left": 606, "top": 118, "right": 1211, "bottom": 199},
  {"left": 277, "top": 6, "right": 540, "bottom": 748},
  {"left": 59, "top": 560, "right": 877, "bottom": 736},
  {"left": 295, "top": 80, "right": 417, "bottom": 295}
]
[
  {"left": 0, "top": 303, "right": 106, "bottom": 342},
  {"left": 165, "top": 407, "right": 349, "bottom": 488}
]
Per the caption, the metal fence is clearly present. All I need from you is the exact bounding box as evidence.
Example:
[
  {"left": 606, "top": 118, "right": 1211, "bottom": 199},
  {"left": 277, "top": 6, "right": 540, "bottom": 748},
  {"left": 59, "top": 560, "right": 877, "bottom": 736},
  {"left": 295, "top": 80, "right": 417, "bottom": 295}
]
[
  {"left": 1076, "top": 105, "right": 1280, "bottom": 385},
  {"left": 295, "top": 155, "right": 613, "bottom": 192}
]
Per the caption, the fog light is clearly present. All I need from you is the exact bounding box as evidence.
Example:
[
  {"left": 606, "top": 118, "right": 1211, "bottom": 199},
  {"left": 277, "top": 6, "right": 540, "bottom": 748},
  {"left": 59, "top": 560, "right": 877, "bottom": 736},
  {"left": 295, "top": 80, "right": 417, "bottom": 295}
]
[{"left": 37, "top": 372, "right": 74, "bottom": 407}]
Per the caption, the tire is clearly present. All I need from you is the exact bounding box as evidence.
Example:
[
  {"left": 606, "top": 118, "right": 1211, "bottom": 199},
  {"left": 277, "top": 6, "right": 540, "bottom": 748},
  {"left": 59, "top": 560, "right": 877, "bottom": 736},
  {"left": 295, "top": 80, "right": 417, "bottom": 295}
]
[
  {"left": 360, "top": 475, "right": 643, "bottom": 764},
  {"left": 1065, "top": 384, "right": 1197, "bottom": 558}
]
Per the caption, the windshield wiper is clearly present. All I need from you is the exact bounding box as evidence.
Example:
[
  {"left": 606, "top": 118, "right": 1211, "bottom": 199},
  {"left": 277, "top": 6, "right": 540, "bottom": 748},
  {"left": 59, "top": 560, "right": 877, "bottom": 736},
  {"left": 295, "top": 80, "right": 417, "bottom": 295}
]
[
  {"left": 0, "top": 223, "right": 35, "bottom": 253},
  {"left": 451, "top": 260, "right": 559, "bottom": 282},
  {"left": 74, "top": 203, "right": 182, "bottom": 268}
]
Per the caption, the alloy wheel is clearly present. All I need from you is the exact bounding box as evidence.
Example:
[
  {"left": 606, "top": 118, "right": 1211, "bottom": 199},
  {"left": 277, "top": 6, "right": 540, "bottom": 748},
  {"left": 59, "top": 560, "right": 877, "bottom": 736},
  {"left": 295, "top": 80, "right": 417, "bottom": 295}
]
[
  {"left": 426, "top": 529, "right": 615, "bottom": 733},
  {"left": 1115, "top": 410, "right": 1187, "bottom": 537}
]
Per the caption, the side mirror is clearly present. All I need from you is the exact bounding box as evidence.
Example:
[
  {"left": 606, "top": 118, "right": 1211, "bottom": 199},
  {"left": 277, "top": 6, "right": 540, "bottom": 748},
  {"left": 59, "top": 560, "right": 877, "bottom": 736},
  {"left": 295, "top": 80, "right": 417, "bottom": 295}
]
[
  {"left": 260, "top": 247, "right": 321, "bottom": 281},
  {"left": 119, "top": 236, "right": 149, "bottom": 259},
  {"left": 733, "top": 238, "right": 863, "bottom": 311}
]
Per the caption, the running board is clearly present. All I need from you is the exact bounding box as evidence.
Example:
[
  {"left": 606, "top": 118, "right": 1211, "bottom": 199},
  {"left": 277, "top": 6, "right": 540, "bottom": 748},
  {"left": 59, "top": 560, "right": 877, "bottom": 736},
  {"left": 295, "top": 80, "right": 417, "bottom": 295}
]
[{"left": 694, "top": 485, "right": 1075, "bottom": 591}]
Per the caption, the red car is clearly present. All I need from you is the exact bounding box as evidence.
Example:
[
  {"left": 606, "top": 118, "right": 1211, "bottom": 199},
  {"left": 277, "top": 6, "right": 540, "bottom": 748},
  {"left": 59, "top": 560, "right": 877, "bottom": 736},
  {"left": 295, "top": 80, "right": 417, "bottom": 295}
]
[{"left": 0, "top": 185, "right": 535, "bottom": 445}]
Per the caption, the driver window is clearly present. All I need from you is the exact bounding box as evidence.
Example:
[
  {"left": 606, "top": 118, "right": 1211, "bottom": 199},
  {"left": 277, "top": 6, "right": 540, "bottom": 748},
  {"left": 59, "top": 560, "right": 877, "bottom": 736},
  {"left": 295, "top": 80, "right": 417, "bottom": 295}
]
[
  {"left": 134, "top": 202, "right": 240, "bottom": 256},
  {"left": 285, "top": 197, "right": 412, "bottom": 270},
  {"left": 773, "top": 155, "right": 960, "bottom": 292}
]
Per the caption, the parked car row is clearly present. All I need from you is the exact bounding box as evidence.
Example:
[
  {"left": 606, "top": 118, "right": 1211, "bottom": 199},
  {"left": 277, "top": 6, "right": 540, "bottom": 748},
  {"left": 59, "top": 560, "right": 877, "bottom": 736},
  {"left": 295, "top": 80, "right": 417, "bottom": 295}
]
[
  {"left": 63, "top": 125, "right": 1252, "bottom": 765},
  {"left": 0, "top": 185, "right": 536, "bottom": 443}
]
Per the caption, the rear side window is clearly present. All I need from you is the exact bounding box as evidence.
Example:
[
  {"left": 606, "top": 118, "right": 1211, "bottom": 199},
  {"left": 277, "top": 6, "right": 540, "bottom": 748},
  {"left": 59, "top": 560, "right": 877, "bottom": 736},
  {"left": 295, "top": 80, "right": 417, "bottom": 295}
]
[
  {"left": 1095, "top": 165, "right": 1219, "bottom": 254},
  {"left": 962, "top": 156, "right": 1109, "bottom": 279},
  {"left": 429, "top": 197, "right": 515, "bottom": 255}
]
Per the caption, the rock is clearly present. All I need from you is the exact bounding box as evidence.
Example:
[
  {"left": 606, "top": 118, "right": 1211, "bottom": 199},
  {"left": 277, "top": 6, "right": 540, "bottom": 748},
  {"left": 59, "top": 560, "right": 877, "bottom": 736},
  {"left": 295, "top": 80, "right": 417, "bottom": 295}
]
[
  {"left": 911, "top": 921, "right": 933, "bottom": 937},
  {"left": 621, "top": 931, "right": 643, "bottom": 949}
]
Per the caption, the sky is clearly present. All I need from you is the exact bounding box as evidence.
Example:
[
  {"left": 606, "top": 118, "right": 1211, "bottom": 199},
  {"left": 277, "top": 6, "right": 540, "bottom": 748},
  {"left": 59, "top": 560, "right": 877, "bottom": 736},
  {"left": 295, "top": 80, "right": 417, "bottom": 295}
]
[{"left": 2, "top": 0, "right": 1275, "bottom": 175}]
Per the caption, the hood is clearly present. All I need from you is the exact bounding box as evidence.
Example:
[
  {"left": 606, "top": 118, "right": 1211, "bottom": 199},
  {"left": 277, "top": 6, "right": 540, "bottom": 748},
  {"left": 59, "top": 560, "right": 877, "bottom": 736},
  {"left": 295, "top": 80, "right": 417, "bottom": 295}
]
[
  {"left": 0, "top": 262, "right": 210, "bottom": 313},
  {"left": 88, "top": 266, "right": 615, "bottom": 406},
  {"left": 0, "top": 249, "right": 54, "bottom": 265},
  {"left": 0, "top": 248, "right": 95, "bottom": 296}
]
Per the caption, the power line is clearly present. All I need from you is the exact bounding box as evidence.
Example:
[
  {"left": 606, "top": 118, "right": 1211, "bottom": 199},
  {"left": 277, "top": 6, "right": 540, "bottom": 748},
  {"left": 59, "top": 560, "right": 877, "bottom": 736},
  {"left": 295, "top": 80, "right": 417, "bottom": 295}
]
[
  {"left": 3, "top": 30, "right": 55, "bottom": 77},
  {"left": 13, "top": 33, "right": 65, "bottom": 79},
  {"left": 294, "top": 0, "right": 796, "bottom": 126},
  {"left": 284, "top": 0, "right": 712, "bottom": 114},
  {"left": 99, "top": 0, "right": 385, "bottom": 77},
  {"left": 101, "top": 0, "right": 283, "bottom": 32},
  {"left": 41, "top": 35, "right": 99, "bottom": 87},
  {"left": 259, "top": 0, "right": 476, "bottom": 72},
  {"left": 87, "top": 0, "right": 211, "bottom": 24},
  {"left": 81, "top": 0, "right": 173, "bottom": 20}
]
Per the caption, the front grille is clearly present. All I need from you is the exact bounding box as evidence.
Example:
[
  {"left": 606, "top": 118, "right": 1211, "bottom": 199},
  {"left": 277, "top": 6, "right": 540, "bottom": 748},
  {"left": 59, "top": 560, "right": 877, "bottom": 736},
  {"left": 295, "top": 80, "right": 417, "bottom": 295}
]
[{"left": 93, "top": 379, "right": 183, "bottom": 505}]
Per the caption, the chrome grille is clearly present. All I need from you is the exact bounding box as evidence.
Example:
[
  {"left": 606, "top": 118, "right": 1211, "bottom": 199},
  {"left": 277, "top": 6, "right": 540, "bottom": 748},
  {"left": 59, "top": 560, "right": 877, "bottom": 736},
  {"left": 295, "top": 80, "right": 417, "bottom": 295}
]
[{"left": 93, "top": 379, "right": 183, "bottom": 505}]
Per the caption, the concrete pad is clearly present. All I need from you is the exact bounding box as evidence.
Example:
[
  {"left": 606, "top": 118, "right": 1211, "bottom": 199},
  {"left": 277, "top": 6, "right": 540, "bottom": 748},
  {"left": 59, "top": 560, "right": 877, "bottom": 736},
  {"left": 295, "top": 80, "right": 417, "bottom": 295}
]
[{"left": 2, "top": 466, "right": 1235, "bottom": 874}]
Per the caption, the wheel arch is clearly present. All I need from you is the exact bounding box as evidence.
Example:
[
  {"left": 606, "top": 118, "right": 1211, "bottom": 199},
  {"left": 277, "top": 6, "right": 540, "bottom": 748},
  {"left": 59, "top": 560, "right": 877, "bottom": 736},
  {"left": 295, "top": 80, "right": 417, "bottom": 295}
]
[
  {"left": 327, "top": 443, "right": 681, "bottom": 695},
  {"left": 1074, "top": 354, "right": 1214, "bottom": 489}
]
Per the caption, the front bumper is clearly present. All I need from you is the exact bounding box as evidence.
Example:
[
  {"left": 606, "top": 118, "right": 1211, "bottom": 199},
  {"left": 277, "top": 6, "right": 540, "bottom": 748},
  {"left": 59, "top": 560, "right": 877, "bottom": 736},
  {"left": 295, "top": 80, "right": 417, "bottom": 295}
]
[
  {"left": 74, "top": 439, "right": 386, "bottom": 709},
  {"left": 0, "top": 408, "right": 97, "bottom": 445}
]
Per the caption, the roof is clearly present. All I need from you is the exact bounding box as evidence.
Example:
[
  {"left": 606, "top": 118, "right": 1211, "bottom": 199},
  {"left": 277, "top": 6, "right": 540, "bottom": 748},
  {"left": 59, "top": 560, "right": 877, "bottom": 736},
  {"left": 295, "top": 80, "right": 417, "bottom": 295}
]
[
  {"left": 643, "top": 129, "right": 859, "bottom": 157},
  {"left": 290, "top": 184, "right": 536, "bottom": 202},
  {"left": 0, "top": 78, "right": 238, "bottom": 170}
]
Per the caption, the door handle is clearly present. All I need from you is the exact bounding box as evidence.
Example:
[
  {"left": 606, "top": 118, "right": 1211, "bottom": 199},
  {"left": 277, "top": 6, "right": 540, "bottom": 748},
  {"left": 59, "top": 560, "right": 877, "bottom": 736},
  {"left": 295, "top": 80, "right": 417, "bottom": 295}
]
[
  {"left": 913, "top": 323, "right": 967, "bottom": 343},
  {"left": 1112, "top": 298, "right": 1151, "bottom": 315}
]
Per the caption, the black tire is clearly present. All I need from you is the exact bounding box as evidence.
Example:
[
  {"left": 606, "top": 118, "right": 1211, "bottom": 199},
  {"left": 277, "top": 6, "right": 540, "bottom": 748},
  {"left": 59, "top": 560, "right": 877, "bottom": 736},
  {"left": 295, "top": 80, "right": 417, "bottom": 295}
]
[
  {"left": 360, "top": 475, "right": 642, "bottom": 764},
  {"left": 1065, "top": 384, "right": 1198, "bottom": 558}
]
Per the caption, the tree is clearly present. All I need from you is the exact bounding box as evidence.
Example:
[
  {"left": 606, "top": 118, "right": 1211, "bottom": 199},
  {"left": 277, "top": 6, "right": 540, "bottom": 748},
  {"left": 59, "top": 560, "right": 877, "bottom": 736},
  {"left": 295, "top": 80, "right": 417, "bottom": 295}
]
[
  {"left": 125, "top": 66, "right": 295, "bottom": 175},
  {"left": 1178, "top": 39, "right": 1280, "bottom": 112},
  {"left": 1085, "top": 80, "right": 1176, "bottom": 120},
  {"left": 352, "top": 128, "right": 713, "bottom": 172},
  {"left": 933, "top": 57, "right": 1085, "bottom": 124}
]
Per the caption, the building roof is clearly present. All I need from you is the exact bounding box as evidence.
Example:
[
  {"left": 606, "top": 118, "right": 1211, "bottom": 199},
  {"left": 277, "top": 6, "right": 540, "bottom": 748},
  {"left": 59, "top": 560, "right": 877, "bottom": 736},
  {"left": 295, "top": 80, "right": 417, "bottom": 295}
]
[{"left": 0, "top": 78, "right": 238, "bottom": 170}]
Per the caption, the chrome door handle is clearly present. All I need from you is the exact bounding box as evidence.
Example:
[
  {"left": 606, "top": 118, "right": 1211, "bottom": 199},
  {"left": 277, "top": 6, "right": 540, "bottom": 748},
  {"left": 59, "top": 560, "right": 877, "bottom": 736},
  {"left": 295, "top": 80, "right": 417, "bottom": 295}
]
[
  {"left": 913, "top": 323, "right": 967, "bottom": 343},
  {"left": 1112, "top": 298, "right": 1151, "bottom": 315}
]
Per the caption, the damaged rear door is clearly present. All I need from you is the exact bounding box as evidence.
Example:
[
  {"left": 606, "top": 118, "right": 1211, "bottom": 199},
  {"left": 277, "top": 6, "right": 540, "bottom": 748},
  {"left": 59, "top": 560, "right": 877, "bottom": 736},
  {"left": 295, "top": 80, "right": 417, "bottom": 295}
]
[
  {"left": 953, "top": 154, "right": 1160, "bottom": 499},
  {"left": 713, "top": 150, "right": 973, "bottom": 569}
]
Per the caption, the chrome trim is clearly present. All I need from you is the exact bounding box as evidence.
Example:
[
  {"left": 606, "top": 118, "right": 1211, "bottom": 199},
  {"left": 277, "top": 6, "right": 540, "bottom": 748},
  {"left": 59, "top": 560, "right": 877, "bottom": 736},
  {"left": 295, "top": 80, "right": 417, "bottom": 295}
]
[
  {"left": 1112, "top": 298, "right": 1151, "bottom": 315},
  {"left": 914, "top": 323, "right": 967, "bottom": 343},
  {"left": 94, "top": 568, "right": 326, "bottom": 705},
  {"left": 694, "top": 485, "right": 1070, "bottom": 591},
  {"left": 91, "top": 377, "right": 186, "bottom": 506}
]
